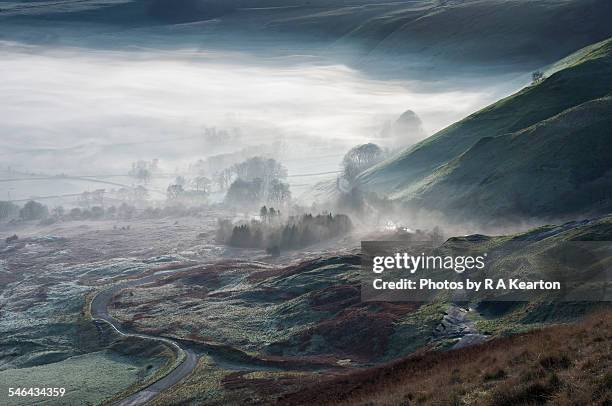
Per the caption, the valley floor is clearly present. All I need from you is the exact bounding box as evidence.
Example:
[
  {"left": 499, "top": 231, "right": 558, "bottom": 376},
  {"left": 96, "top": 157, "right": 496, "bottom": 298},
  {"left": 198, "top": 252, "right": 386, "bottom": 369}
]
[{"left": 0, "top": 212, "right": 610, "bottom": 405}]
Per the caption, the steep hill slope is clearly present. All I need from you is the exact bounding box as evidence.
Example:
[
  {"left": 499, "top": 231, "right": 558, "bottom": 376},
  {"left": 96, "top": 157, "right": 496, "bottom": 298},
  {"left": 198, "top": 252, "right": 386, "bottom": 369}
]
[{"left": 358, "top": 37, "right": 612, "bottom": 222}]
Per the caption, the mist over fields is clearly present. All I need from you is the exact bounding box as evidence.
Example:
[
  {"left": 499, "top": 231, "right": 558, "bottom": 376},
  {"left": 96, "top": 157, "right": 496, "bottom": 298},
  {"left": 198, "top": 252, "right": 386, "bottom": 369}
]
[
  {"left": 1, "top": 2, "right": 611, "bottom": 406},
  {"left": 0, "top": 40, "right": 516, "bottom": 201},
  {"left": 3, "top": 0, "right": 610, "bottom": 195}
]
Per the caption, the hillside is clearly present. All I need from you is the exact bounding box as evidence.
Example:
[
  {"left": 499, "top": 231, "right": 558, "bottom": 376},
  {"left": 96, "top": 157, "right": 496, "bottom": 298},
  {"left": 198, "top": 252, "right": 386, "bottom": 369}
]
[
  {"left": 278, "top": 310, "right": 612, "bottom": 406},
  {"left": 2, "top": 0, "right": 612, "bottom": 73},
  {"left": 358, "top": 37, "right": 612, "bottom": 222}
]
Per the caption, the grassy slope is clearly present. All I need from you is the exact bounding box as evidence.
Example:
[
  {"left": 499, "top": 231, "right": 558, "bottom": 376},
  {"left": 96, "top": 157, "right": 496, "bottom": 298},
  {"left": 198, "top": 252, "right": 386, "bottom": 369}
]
[
  {"left": 262, "top": 0, "right": 612, "bottom": 67},
  {"left": 358, "top": 0, "right": 612, "bottom": 65},
  {"left": 4, "top": 1, "right": 612, "bottom": 70},
  {"left": 278, "top": 310, "right": 612, "bottom": 406},
  {"left": 358, "top": 37, "right": 612, "bottom": 220},
  {"left": 411, "top": 96, "right": 612, "bottom": 219}
]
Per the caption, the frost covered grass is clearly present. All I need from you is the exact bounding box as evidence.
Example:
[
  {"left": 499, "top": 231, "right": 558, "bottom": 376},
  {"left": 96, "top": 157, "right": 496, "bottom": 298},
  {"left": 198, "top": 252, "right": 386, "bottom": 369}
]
[{"left": 0, "top": 350, "right": 157, "bottom": 406}]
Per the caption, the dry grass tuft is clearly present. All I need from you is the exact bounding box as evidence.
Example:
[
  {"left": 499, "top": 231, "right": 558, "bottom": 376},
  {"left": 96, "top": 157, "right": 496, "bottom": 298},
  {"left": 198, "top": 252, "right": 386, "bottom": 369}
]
[{"left": 277, "top": 310, "right": 612, "bottom": 405}]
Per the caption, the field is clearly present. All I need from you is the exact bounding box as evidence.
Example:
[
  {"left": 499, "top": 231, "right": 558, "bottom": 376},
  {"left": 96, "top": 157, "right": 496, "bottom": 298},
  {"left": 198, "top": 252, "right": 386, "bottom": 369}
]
[{"left": 0, "top": 350, "right": 162, "bottom": 406}]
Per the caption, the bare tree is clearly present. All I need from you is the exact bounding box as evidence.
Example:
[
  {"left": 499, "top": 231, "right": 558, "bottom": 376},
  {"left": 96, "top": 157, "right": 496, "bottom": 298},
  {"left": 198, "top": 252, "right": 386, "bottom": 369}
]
[
  {"left": 193, "top": 176, "right": 212, "bottom": 193},
  {"left": 267, "top": 179, "right": 291, "bottom": 206}
]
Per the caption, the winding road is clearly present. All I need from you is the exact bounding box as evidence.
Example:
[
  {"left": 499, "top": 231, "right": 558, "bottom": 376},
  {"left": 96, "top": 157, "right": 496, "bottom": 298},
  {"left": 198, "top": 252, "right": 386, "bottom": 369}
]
[{"left": 90, "top": 272, "right": 199, "bottom": 406}]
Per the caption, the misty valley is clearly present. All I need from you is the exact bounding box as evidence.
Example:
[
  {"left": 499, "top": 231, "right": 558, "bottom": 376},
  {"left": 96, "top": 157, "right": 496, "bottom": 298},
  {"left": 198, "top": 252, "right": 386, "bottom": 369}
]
[{"left": 1, "top": 1, "right": 611, "bottom": 405}]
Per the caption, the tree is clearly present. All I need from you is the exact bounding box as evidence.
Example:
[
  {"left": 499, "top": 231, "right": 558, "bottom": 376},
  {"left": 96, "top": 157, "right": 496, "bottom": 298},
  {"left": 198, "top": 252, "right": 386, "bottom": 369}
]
[
  {"left": 0, "top": 201, "right": 19, "bottom": 220},
  {"left": 342, "top": 143, "right": 385, "bottom": 181},
  {"left": 174, "top": 176, "right": 186, "bottom": 186},
  {"left": 91, "top": 206, "right": 105, "bottom": 219},
  {"left": 217, "top": 157, "right": 288, "bottom": 193},
  {"left": 224, "top": 178, "right": 263, "bottom": 208},
  {"left": 167, "top": 184, "right": 184, "bottom": 200},
  {"left": 231, "top": 157, "right": 287, "bottom": 184},
  {"left": 214, "top": 167, "right": 235, "bottom": 190},
  {"left": 91, "top": 189, "right": 105, "bottom": 208},
  {"left": 268, "top": 179, "right": 291, "bottom": 206},
  {"left": 193, "top": 176, "right": 211, "bottom": 193},
  {"left": 260, "top": 206, "right": 268, "bottom": 222},
  {"left": 79, "top": 191, "right": 92, "bottom": 208},
  {"left": 69, "top": 208, "right": 82, "bottom": 219},
  {"left": 52, "top": 206, "right": 65, "bottom": 218},
  {"left": 136, "top": 168, "right": 151, "bottom": 184},
  {"left": 106, "top": 206, "right": 117, "bottom": 218},
  {"left": 19, "top": 201, "right": 48, "bottom": 221},
  {"left": 532, "top": 70, "right": 545, "bottom": 84},
  {"left": 129, "top": 160, "right": 156, "bottom": 184},
  {"left": 118, "top": 203, "right": 135, "bottom": 219}
]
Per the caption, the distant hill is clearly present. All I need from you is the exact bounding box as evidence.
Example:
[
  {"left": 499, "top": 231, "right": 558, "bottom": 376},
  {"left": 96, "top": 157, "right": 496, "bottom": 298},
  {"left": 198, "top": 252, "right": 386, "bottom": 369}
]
[
  {"left": 2, "top": 0, "right": 612, "bottom": 73},
  {"left": 358, "top": 37, "right": 612, "bottom": 223}
]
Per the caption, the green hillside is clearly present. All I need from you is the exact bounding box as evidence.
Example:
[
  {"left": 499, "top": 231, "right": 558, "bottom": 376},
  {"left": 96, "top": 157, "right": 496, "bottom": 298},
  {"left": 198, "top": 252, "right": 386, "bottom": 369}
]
[
  {"left": 2, "top": 0, "right": 612, "bottom": 72},
  {"left": 358, "top": 37, "right": 612, "bottom": 222}
]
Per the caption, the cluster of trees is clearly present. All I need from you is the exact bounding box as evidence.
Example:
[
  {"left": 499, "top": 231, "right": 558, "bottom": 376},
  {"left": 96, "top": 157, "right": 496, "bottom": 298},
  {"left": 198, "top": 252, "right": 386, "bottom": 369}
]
[
  {"left": 166, "top": 175, "right": 211, "bottom": 203},
  {"left": 222, "top": 157, "right": 291, "bottom": 209},
  {"left": 217, "top": 156, "right": 287, "bottom": 189},
  {"left": 78, "top": 189, "right": 106, "bottom": 208},
  {"left": 0, "top": 201, "right": 20, "bottom": 220},
  {"left": 225, "top": 178, "right": 290, "bottom": 209},
  {"left": 259, "top": 205, "right": 282, "bottom": 223},
  {"left": 129, "top": 159, "right": 159, "bottom": 184},
  {"left": 330, "top": 143, "right": 388, "bottom": 213},
  {"left": 0, "top": 200, "right": 212, "bottom": 224},
  {"left": 188, "top": 143, "right": 282, "bottom": 183},
  {"left": 0, "top": 200, "right": 49, "bottom": 222},
  {"left": 217, "top": 209, "right": 352, "bottom": 253}
]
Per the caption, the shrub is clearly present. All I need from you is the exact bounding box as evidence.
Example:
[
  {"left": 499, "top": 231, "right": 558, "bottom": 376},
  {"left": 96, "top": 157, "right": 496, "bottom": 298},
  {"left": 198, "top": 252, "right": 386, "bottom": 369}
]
[
  {"left": 0, "top": 201, "right": 19, "bottom": 220},
  {"left": 483, "top": 368, "right": 507, "bottom": 381},
  {"left": 19, "top": 200, "right": 48, "bottom": 221}
]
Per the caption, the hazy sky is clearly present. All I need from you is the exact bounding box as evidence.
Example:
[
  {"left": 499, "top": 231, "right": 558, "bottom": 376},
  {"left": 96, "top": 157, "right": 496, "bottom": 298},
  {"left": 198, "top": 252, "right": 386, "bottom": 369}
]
[{"left": 0, "top": 41, "right": 512, "bottom": 179}]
